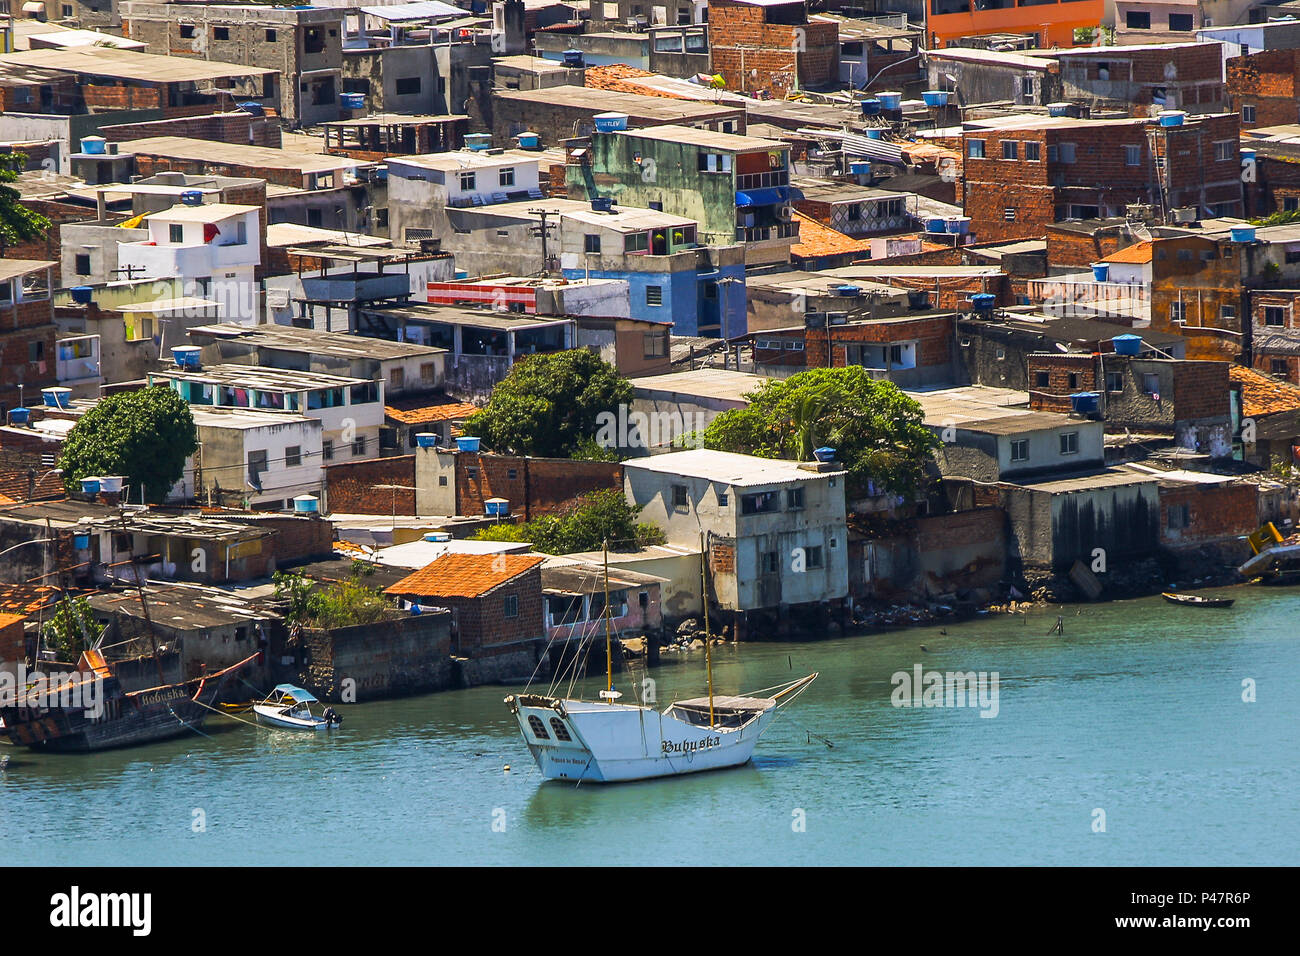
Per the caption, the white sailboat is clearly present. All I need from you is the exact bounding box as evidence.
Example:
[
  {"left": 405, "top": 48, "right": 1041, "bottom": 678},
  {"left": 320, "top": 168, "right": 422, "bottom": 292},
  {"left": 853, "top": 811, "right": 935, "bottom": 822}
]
[{"left": 505, "top": 537, "right": 817, "bottom": 783}]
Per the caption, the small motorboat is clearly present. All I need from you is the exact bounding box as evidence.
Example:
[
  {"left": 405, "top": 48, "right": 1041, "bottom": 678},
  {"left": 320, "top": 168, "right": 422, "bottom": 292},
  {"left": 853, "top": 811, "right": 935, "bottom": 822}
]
[
  {"left": 252, "top": 685, "right": 342, "bottom": 731},
  {"left": 1162, "top": 592, "right": 1235, "bottom": 608}
]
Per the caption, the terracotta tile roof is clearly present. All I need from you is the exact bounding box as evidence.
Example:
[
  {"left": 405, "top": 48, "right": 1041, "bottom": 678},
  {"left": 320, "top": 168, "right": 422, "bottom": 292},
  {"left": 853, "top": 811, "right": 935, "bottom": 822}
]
[
  {"left": 1101, "top": 241, "right": 1154, "bottom": 264},
  {"left": 0, "top": 584, "right": 59, "bottom": 617},
  {"left": 0, "top": 491, "right": 14, "bottom": 505},
  {"left": 384, "top": 398, "right": 480, "bottom": 426},
  {"left": 0, "top": 469, "right": 65, "bottom": 502},
  {"left": 790, "top": 211, "right": 874, "bottom": 260},
  {"left": 1229, "top": 364, "right": 1300, "bottom": 416},
  {"left": 385, "top": 553, "right": 544, "bottom": 598},
  {"left": 0, "top": 611, "right": 26, "bottom": 630},
  {"left": 584, "top": 63, "right": 689, "bottom": 99}
]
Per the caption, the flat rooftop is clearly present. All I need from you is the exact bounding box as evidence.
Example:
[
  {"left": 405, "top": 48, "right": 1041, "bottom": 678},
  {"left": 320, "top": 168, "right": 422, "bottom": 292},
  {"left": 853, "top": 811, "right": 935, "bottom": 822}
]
[
  {"left": 188, "top": 324, "right": 445, "bottom": 360},
  {"left": 153, "top": 363, "right": 374, "bottom": 390},
  {"left": 119, "top": 137, "right": 364, "bottom": 173},
  {"left": 631, "top": 368, "right": 766, "bottom": 403},
  {"left": 366, "top": 302, "right": 575, "bottom": 331},
  {"left": 617, "top": 124, "right": 786, "bottom": 152},
  {"left": 0, "top": 45, "right": 275, "bottom": 82},
  {"left": 494, "top": 86, "right": 742, "bottom": 121},
  {"left": 624, "top": 448, "right": 844, "bottom": 487}
]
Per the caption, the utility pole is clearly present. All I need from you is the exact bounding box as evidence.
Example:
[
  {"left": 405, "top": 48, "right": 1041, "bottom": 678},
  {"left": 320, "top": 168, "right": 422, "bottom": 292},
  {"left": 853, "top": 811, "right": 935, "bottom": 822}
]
[{"left": 527, "top": 208, "right": 558, "bottom": 275}]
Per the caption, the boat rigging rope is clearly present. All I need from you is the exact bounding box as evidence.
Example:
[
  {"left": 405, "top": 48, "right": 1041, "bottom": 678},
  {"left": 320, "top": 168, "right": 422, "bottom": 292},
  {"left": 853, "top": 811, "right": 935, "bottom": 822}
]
[
  {"left": 166, "top": 704, "right": 214, "bottom": 739},
  {"left": 192, "top": 699, "right": 262, "bottom": 730}
]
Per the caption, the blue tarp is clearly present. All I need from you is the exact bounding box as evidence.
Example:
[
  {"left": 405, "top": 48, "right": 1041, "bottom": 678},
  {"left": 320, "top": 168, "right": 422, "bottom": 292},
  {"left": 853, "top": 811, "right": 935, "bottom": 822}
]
[{"left": 735, "top": 185, "right": 803, "bottom": 207}]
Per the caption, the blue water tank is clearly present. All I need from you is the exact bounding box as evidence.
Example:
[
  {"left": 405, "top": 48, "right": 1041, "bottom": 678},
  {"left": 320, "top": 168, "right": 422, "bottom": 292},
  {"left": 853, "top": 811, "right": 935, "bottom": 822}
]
[
  {"left": 80, "top": 477, "right": 100, "bottom": 495},
  {"left": 970, "top": 293, "right": 996, "bottom": 312},
  {"left": 171, "top": 345, "right": 202, "bottom": 369},
  {"left": 1230, "top": 226, "right": 1256, "bottom": 243},
  {"left": 835, "top": 284, "right": 861, "bottom": 296},
  {"left": 922, "top": 90, "right": 948, "bottom": 107},
  {"left": 180, "top": 190, "right": 204, "bottom": 206},
  {"left": 8, "top": 407, "right": 30, "bottom": 425},
  {"left": 1070, "top": 392, "right": 1100, "bottom": 414},
  {"left": 563, "top": 49, "right": 584, "bottom": 68},
  {"left": 79, "top": 136, "right": 107, "bottom": 155},
  {"left": 485, "top": 498, "right": 510, "bottom": 517},
  {"left": 456, "top": 436, "right": 481, "bottom": 453},
  {"left": 861, "top": 98, "right": 881, "bottom": 116},
  {"left": 42, "top": 387, "right": 71, "bottom": 408},
  {"left": 878, "top": 91, "right": 902, "bottom": 110},
  {"left": 73, "top": 533, "right": 91, "bottom": 550},
  {"left": 340, "top": 92, "right": 365, "bottom": 110},
  {"left": 924, "top": 217, "right": 947, "bottom": 234},
  {"left": 866, "top": 128, "right": 883, "bottom": 140},
  {"left": 1091, "top": 262, "right": 1110, "bottom": 282},
  {"left": 593, "top": 112, "right": 629, "bottom": 133},
  {"left": 590, "top": 196, "right": 613, "bottom": 212},
  {"left": 516, "top": 132, "right": 540, "bottom": 149},
  {"left": 70, "top": 285, "right": 94, "bottom": 304},
  {"left": 1112, "top": 334, "right": 1142, "bottom": 355},
  {"left": 293, "top": 495, "right": 319, "bottom": 514},
  {"left": 415, "top": 433, "right": 438, "bottom": 449},
  {"left": 238, "top": 101, "right": 265, "bottom": 116},
  {"left": 813, "top": 446, "right": 836, "bottom": 462}
]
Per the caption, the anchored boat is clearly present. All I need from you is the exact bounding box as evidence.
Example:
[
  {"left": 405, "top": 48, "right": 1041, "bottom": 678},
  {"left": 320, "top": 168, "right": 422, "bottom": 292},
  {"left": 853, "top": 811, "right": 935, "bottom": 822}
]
[
  {"left": 505, "top": 536, "right": 817, "bottom": 783},
  {"left": 1162, "top": 591, "right": 1235, "bottom": 608},
  {"left": 253, "top": 685, "right": 342, "bottom": 731}
]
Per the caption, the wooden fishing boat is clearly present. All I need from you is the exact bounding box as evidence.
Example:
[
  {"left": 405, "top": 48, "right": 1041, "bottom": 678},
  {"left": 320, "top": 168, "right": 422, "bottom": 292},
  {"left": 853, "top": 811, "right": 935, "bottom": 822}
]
[
  {"left": 252, "top": 685, "right": 342, "bottom": 731},
  {"left": 1161, "top": 592, "right": 1235, "bottom": 608},
  {"left": 505, "top": 536, "right": 817, "bottom": 783},
  {"left": 0, "top": 650, "right": 258, "bottom": 752}
]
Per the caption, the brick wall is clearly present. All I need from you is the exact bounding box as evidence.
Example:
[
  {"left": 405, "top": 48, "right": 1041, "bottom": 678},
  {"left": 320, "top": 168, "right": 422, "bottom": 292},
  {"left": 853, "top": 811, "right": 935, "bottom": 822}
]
[
  {"left": 1227, "top": 50, "right": 1300, "bottom": 130},
  {"left": 0, "top": 614, "right": 24, "bottom": 663},
  {"left": 1171, "top": 361, "right": 1230, "bottom": 424},
  {"left": 228, "top": 513, "right": 335, "bottom": 566},
  {"left": 325, "top": 455, "right": 415, "bottom": 515},
  {"left": 100, "top": 113, "right": 282, "bottom": 149},
  {"left": 707, "top": 1, "right": 838, "bottom": 97},
  {"left": 130, "top": 152, "right": 305, "bottom": 189},
  {"left": 1027, "top": 352, "right": 1098, "bottom": 412},
  {"left": 1160, "top": 481, "right": 1257, "bottom": 547},
  {"left": 456, "top": 454, "right": 623, "bottom": 520},
  {"left": 442, "top": 567, "right": 544, "bottom": 652},
  {"left": 0, "top": 298, "right": 58, "bottom": 410}
]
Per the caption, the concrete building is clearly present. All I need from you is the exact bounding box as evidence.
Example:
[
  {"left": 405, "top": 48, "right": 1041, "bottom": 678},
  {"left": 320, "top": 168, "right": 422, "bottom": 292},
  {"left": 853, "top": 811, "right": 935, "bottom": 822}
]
[
  {"left": 1227, "top": 49, "right": 1300, "bottom": 131},
  {"left": 1113, "top": 0, "right": 1254, "bottom": 46},
  {"left": 121, "top": 2, "right": 344, "bottom": 127},
  {"left": 0, "top": 259, "right": 57, "bottom": 414},
  {"left": 186, "top": 406, "right": 325, "bottom": 509},
  {"left": 149, "top": 364, "right": 385, "bottom": 469},
  {"left": 623, "top": 448, "right": 849, "bottom": 625},
  {"left": 569, "top": 124, "right": 798, "bottom": 266}
]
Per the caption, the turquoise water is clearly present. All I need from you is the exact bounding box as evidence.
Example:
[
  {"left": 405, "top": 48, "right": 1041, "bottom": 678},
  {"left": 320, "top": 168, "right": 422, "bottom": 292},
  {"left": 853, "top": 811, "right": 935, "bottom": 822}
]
[{"left": 2, "top": 590, "right": 1296, "bottom": 866}]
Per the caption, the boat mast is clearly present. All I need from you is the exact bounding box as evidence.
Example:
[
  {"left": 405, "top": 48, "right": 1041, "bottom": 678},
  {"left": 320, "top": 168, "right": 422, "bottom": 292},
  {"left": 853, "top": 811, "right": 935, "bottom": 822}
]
[
  {"left": 603, "top": 540, "right": 613, "bottom": 703},
  {"left": 699, "top": 531, "right": 714, "bottom": 729}
]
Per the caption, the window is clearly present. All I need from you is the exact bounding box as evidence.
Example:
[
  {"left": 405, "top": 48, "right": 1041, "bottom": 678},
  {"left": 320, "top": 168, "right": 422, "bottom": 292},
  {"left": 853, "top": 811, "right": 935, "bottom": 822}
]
[
  {"left": 498, "top": 167, "right": 514, "bottom": 187},
  {"left": 285, "top": 446, "right": 302, "bottom": 468},
  {"left": 741, "top": 491, "right": 780, "bottom": 515},
  {"left": 1264, "top": 306, "right": 1287, "bottom": 327},
  {"left": 28, "top": 340, "right": 44, "bottom": 362},
  {"left": 1170, "top": 302, "right": 1186, "bottom": 322},
  {"left": 1243, "top": 105, "right": 1256, "bottom": 124},
  {"left": 1220, "top": 305, "right": 1236, "bottom": 322},
  {"left": 506, "top": 468, "right": 518, "bottom": 480},
  {"left": 169, "top": 224, "right": 184, "bottom": 243},
  {"left": 584, "top": 234, "right": 601, "bottom": 254},
  {"left": 75, "top": 253, "right": 91, "bottom": 276},
  {"left": 266, "top": 29, "right": 277, "bottom": 41},
  {"left": 180, "top": 24, "right": 195, "bottom": 38},
  {"left": 213, "top": 26, "right": 229, "bottom": 40},
  {"left": 323, "top": 440, "right": 334, "bottom": 461},
  {"left": 1010, "top": 439, "right": 1029, "bottom": 462},
  {"left": 549, "top": 717, "right": 571, "bottom": 741},
  {"left": 760, "top": 551, "right": 779, "bottom": 574},
  {"left": 1106, "top": 370, "right": 1123, "bottom": 392},
  {"left": 697, "top": 152, "right": 732, "bottom": 173},
  {"left": 1059, "top": 142, "right": 1077, "bottom": 164},
  {"left": 717, "top": 493, "right": 728, "bottom": 507},
  {"left": 1143, "top": 372, "right": 1160, "bottom": 395},
  {"left": 786, "top": 487, "right": 805, "bottom": 510},
  {"left": 968, "top": 139, "right": 986, "bottom": 159},
  {"left": 803, "top": 546, "right": 824, "bottom": 569},
  {"left": 1167, "top": 504, "right": 1190, "bottom": 529},
  {"left": 643, "top": 331, "right": 667, "bottom": 358},
  {"left": 1272, "top": 358, "right": 1289, "bottom": 376},
  {"left": 420, "top": 362, "right": 436, "bottom": 383},
  {"left": 624, "top": 231, "right": 649, "bottom": 253},
  {"left": 1068, "top": 373, "right": 1079, "bottom": 390},
  {"left": 1286, "top": 198, "right": 1300, "bottom": 212},
  {"left": 395, "top": 77, "right": 421, "bottom": 95},
  {"left": 646, "top": 286, "right": 663, "bottom": 306},
  {"left": 62, "top": 4, "right": 72, "bottom": 14},
  {"left": 672, "top": 484, "right": 689, "bottom": 510},
  {"left": 1124, "top": 145, "right": 1141, "bottom": 167},
  {"left": 352, "top": 436, "right": 367, "bottom": 456},
  {"left": 527, "top": 715, "right": 550, "bottom": 739},
  {"left": 1168, "top": 12, "right": 1193, "bottom": 30},
  {"left": 458, "top": 171, "right": 476, "bottom": 191},
  {"left": 1024, "top": 141, "right": 1040, "bottom": 161},
  {"left": 1034, "top": 371, "right": 1050, "bottom": 389},
  {"left": 1001, "top": 140, "right": 1019, "bottom": 160},
  {"left": 503, "top": 594, "right": 518, "bottom": 618},
  {"left": 1126, "top": 11, "right": 1150, "bottom": 28},
  {"left": 1004, "top": 208, "right": 1017, "bottom": 222},
  {"left": 1060, "top": 432, "right": 1079, "bottom": 455},
  {"left": 1214, "top": 140, "right": 1235, "bottom": 162}
]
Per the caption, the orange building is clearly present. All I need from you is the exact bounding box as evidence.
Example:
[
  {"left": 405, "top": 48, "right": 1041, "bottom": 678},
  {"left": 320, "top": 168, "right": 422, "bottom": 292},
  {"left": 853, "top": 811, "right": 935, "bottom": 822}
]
[{"left": 928, "top": 0, "right": 1106, "bottom": 50}]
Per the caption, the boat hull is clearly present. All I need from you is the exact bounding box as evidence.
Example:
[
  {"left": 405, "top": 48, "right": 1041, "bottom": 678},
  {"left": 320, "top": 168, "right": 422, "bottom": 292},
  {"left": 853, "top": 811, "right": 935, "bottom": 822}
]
[
  {"left": 507, "top": 696, "right": 777, "bottom": 783},
  {"left": 252, "top": 705, "right": 334, "bottom": 731}
]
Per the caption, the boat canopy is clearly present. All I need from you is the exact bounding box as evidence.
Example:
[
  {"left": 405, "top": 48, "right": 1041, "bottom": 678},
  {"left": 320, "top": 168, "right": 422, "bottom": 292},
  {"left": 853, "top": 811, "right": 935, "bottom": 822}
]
[{"left": 272, "top": 684, "right": 318, "bottom": 703}]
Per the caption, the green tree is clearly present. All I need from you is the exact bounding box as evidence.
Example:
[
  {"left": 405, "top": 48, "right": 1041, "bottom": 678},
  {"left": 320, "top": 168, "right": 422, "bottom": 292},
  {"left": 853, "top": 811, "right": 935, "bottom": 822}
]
[
  {"left": 461, "top": 350, "right": 632, "bottom": 458},
  {"left": 42, "top": 595, "right": 103, "bottom": 663},
  {"left": 0, "top": 153, "right": 51, "bottom": 257},
  {"left": 58, "top": 386, "right": 198, "bottom": 504},
  {"left": 696, "top": 366, "right": 938, "bottom": 498},
  {"left": 471, "top": 488, "right": 665, "bottom": 554},
  {"left": 273, "top": 562, "right": 392, "bottom": 629}
]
